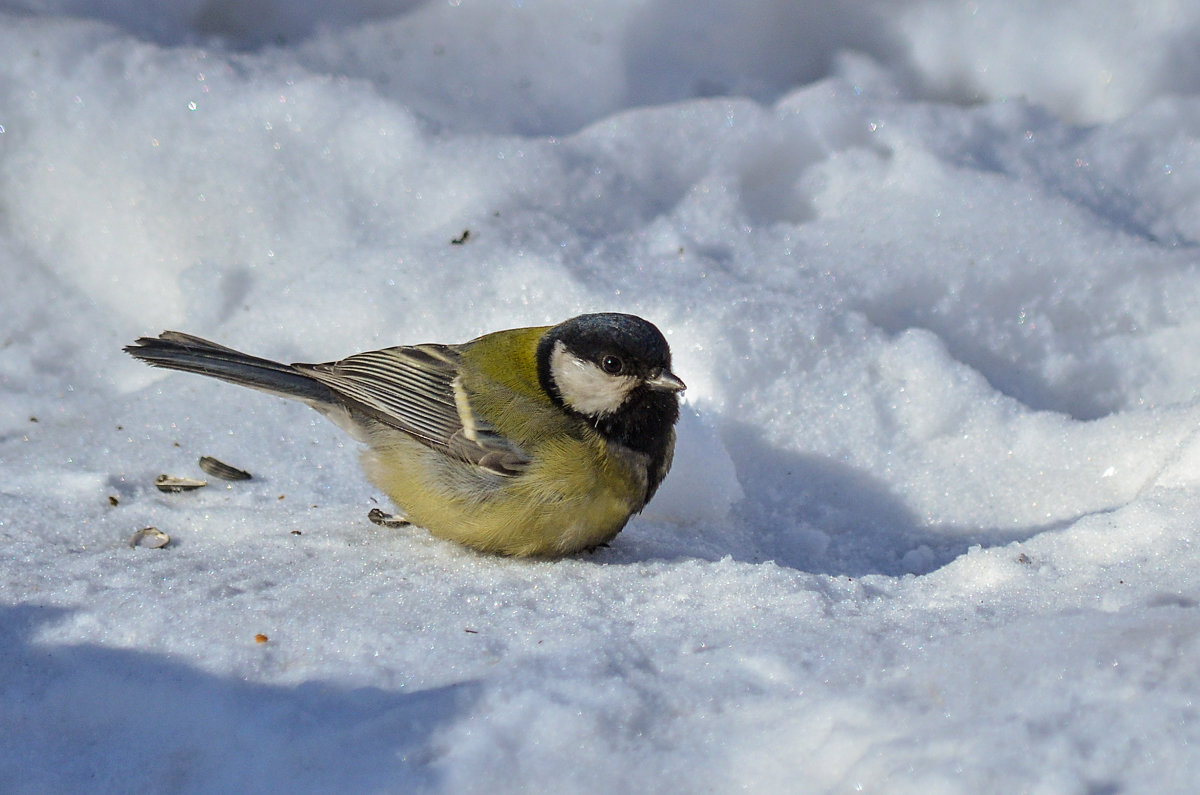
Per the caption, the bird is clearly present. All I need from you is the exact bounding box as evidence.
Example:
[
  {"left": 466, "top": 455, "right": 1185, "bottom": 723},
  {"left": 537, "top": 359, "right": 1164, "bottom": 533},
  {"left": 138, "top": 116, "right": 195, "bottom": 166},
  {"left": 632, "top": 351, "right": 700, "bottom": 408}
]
[{"left": 125, "top": 313, "right": 685, "bottom": 557}]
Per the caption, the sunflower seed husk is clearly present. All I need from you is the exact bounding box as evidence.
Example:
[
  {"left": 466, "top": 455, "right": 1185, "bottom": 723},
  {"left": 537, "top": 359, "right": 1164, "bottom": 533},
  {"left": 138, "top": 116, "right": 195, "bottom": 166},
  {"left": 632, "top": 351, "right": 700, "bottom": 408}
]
[
  {"left": 367, "top": 508, "right": 410, "bottom": 528},
  {"left": 198, "top": 456, "right": 252, "bottom": 481},
  {"left": 155, "top": 474, "right": 208, "bottom": 492},
  {"left": 129, "top": 526, "right": 170, "bottom": 549}
]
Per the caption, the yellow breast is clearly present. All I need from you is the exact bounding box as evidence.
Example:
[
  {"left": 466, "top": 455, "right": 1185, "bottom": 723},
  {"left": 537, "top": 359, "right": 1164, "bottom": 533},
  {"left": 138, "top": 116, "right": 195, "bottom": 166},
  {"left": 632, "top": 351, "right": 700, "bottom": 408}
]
[{"left": 361, "top": 430, "right": 645, "bottom": 557}]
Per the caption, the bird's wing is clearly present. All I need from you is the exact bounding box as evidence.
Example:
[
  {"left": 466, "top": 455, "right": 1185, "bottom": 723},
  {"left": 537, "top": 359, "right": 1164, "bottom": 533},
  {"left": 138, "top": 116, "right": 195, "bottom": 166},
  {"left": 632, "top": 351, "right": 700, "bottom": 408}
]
[{"left": 297, "top": 344, "right": 529, "bottom": 476}]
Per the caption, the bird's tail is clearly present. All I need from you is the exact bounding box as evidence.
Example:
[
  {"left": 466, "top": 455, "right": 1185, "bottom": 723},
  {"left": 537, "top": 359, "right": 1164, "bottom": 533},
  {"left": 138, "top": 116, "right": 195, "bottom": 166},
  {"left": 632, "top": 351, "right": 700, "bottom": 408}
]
[{"left": 125, "top": 331, "right": 336, "bottom": 407}]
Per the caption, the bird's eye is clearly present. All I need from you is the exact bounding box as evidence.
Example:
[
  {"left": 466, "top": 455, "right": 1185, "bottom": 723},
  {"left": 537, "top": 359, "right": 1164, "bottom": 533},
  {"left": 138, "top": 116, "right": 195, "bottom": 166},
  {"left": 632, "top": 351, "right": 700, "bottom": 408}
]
[{"left": 600, "top": 355, "right": 624, "bottom": 374}]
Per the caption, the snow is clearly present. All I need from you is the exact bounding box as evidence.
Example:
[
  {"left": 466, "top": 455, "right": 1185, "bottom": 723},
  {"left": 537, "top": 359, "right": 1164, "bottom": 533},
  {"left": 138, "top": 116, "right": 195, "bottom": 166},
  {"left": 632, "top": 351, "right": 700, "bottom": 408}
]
[{"left": 3, "top": 0, "right": 1200, "bottom": 791}]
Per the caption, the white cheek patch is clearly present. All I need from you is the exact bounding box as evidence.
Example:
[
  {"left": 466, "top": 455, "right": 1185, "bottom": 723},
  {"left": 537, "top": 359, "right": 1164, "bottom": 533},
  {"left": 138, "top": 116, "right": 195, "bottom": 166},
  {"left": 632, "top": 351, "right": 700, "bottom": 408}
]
[{"left": 550, "top": 341, "right": 638, "bottom": 417}]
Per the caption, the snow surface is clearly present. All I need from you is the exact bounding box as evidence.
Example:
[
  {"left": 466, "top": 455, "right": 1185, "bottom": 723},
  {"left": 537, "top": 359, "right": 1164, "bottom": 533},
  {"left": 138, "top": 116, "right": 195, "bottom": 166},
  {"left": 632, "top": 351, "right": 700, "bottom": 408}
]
[{"left": 4, "top": 0, "right": 1200, "bottom": 791}]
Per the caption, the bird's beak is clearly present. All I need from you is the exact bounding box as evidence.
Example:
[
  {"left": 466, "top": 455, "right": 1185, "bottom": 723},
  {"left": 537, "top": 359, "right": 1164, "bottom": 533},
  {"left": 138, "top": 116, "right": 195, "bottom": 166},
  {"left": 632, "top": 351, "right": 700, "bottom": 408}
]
[{"left": 646, "top": 369, "right": 686, "bottom": 393}]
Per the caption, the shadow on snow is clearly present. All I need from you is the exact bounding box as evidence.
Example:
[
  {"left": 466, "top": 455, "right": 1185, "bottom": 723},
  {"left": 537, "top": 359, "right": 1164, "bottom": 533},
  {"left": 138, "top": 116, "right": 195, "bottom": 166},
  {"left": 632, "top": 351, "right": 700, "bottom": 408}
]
[{"left": 0, "top": 603, "right": 473, "bottom": 793}]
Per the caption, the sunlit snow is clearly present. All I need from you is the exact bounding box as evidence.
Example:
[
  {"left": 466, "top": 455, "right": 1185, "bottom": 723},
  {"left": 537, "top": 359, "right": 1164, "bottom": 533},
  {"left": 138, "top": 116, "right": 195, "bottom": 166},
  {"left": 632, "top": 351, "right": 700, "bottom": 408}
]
[{"left": 4, "top": 1, "right": 1200, "bottom": 791}]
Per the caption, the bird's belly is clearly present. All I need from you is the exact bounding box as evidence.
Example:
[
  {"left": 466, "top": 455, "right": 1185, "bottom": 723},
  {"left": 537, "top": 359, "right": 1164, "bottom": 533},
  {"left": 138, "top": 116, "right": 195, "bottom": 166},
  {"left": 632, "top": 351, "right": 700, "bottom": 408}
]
[{"left": 361, "top": 439, "right": 644, "bottom": 557}]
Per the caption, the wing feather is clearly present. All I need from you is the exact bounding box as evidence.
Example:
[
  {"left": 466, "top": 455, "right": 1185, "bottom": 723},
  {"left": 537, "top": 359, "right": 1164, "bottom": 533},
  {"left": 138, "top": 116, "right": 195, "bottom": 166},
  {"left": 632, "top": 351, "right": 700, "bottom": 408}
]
[{"left": 297, "top": 344, "right": 528, "bottom": 475}]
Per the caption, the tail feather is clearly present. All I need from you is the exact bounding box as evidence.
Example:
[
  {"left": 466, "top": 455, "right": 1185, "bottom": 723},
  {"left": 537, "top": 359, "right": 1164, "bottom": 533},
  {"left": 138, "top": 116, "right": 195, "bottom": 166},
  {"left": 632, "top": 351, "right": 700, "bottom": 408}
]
[{"left": 125, "top": 331, "right": 337, "bottom": 407}]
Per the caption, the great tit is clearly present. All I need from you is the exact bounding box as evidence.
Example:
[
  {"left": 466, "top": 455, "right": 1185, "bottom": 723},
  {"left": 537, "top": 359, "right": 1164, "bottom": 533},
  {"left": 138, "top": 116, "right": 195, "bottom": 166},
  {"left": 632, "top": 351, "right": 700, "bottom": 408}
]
[{"left": 125, "top": 313, "right": 685, "bottom": 557}]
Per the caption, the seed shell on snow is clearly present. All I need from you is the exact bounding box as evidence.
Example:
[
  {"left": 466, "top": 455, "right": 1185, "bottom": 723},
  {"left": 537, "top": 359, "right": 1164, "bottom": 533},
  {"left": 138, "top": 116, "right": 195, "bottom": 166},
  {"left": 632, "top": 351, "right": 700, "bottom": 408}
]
[
  {"left": 198, "top": 456, "right": 252, "bottom": 481},
  {"left": 128, "top": 526, "right": 170, "bottom": 549},
  {"left": 367, "top": 508, "right": 410, "bottom": 528},
  {"left": 154, "top": 474, "right": 208, "bottom": 492}
]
